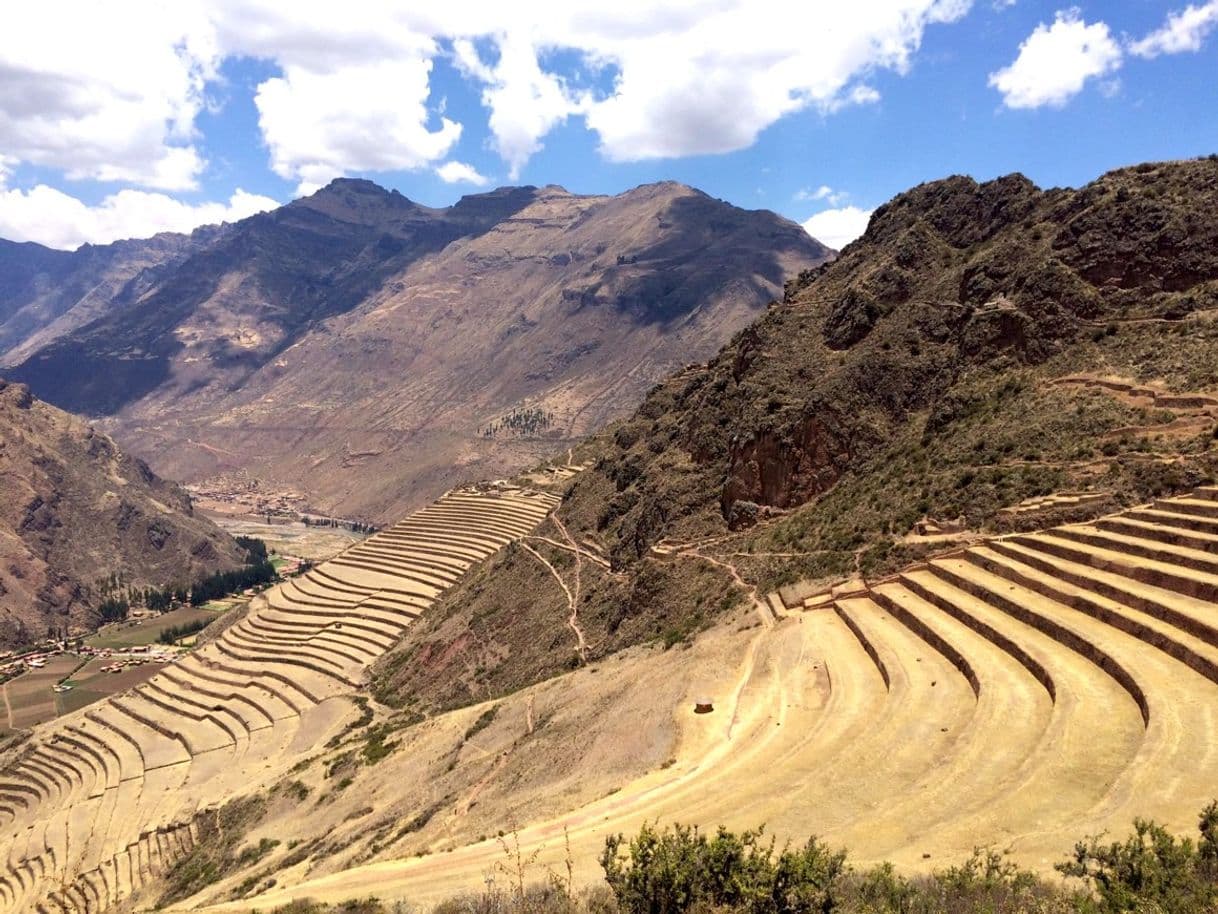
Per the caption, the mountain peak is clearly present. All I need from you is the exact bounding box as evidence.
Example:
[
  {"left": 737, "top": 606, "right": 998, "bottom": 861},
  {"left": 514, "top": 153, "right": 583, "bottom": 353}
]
[
  {"left": 291, "top": 177, "right": 431, "bottom": 224},
  {"left": 316, "top": 176, "right": 394, "bottom": 196}
]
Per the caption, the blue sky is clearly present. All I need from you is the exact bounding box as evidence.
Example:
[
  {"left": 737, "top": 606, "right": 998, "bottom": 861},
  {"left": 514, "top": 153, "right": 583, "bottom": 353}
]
[{"left": 1, "top": 1, "right": 1215, "bottom": 250}]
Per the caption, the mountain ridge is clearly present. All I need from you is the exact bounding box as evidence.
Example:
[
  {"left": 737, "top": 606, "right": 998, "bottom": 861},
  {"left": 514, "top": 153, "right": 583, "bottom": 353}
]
[
  {"left": 0, "top": 379, "right": 244, "bottom": 645},
  {"left": 4, "top": 178, "right": 832, "bottom": 521}
]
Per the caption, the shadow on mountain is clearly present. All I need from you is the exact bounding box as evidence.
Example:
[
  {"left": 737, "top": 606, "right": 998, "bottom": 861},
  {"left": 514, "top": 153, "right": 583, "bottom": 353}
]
[
  {"left": 599, "top": 192, "right": 831, "bottom": 325},
  {"left": 7, "top": 182, "right": 542, "bottom": 416}
]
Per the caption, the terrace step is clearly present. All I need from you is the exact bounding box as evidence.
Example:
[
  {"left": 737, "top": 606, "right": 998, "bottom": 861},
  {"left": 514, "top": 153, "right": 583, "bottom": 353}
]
[
  {"left": 1123, "top": 506, "right": 1218, "bottom": 535},
  {"left": 164, "top": 660, "right": 295, "bottom": 724},
  {"left": 221, "top": 623, "right": 366, "bottom": 672},
  {"left": 861, "top": 582, "right": 1139, "bottom": 847},
  {"left": 1096, "top": 515, "right": 1218, "bottom": 554},
  {"left": 1156, "top": 496, "right": 1218, "bottom": 520},
  {"left": 1010, "top": 531, "right": 1218, "bottom": 603},
  {"left": 87, "top": 703, "right": 185, "bottom": 771},
  {"left": 209, "top": 639, "right": 355, "bottom": 694},
  {"left": 185, "top": 654, "right": 317, "bottom": 713},
  {"left": 1052, "top": 524, "right": 1218, "bottom": 575}
]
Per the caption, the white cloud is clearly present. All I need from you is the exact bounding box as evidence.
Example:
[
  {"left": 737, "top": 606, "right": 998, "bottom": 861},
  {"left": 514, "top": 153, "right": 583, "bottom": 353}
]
[
  {"left": 0, "top": 0, "right": 977, "bottom": 203},
  {"left": 802, "top": 206, "right": 873, "bottom": 250},
  {"left": 452, "top": 35, "right": 585, "bottom": 179},
  {"left": 0, "top": 184, "right": 278, "bottom": 250},
  {"left": 575, "top": 1, "right": 969, "bottom": 163},
  {"left": 795, "top": 185, "right": 849, "bottom": 206},
  {"left": 988, "top": 9, "right": 1122, "bottom": 109},
  {"left": 1129, "top": 1, "right": 1218, "bottom": 57},
  {"left": 0, "top": 1, "right": 216, "bottom": 190},
  {"left": 254, "top": 57, "right": 461, "bottom": 195},
  {"left": 435, "top": 160, "right": 490, "bottom": 185},
  {"left": 796, "top": 185, "right": 834, "bottom": 202}
]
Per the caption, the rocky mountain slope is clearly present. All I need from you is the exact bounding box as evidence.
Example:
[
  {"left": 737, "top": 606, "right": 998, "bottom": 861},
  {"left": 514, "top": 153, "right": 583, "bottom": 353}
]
[
  {"left": 372, "top": 156, "right": 1218, "bottom": 712},
  {"left": 0, "top": 379, "right": 244, "bottom": 645},
  {"left": 0, "top": 230, "right": 216, "bottom": 367},
  {"left": 4, "top": 180, "right": 830, "bottom": 521}
]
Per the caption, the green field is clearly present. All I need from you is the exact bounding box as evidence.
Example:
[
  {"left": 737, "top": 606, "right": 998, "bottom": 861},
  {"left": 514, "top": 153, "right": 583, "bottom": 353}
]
[
  {"left": 3, "top": 655, "right": 86, "bottom": 729},
  {"left": 85, "top": 606, "right": 223, "bottom": 650}
]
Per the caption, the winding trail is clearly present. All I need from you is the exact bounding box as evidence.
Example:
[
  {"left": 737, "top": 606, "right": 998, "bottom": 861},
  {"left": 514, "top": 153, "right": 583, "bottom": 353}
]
[{"left": 519, "top": 541, "right": 589, "bottom": 662}]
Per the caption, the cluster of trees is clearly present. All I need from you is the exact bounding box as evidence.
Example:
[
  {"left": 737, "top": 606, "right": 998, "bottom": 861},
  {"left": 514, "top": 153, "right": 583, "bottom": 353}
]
[
  {"left": 301, "top": 516, "right": 377, "bottom": 533},
  {"left": 235, "top": 535, "right": 268, "bottom": 562},
  {"left": 144, "top": 586, "right": 189, "bottom": 613},
  {"left": 97, "top": 597, "right": 131, "bottom": 623},
  {"left": 157, "top": 617, "right": 212, "bottom": 645},
  {"left": 188, "top": 559, "right": 276, "bottom": 606},
  {"left": 480, "top": 406, "right": 555, "bottom": 439},
  {"left": 92, "top": 536, "right": 276, "bottom": 623}
]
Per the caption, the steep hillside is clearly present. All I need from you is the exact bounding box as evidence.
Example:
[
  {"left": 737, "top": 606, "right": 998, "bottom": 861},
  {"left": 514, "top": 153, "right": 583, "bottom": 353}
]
[
  {"left": 0, "top": 230, "right": 214, "bottom": 367},
  {"left": 5, "top": 180, "right": 529, "bottom": 416},
  {"left": 0, "top": 379, "right": 244, "bottom": 645},
  {"left": 6, "top": 181, "right": 830, "bottom": 521},
  {"left": 372, "top": 156, "right": 1218, "bottom": 712}
]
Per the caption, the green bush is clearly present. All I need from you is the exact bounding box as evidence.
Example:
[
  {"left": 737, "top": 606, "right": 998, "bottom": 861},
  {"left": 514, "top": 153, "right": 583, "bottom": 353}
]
[
  {"left": 464, "top": 704, "right": 499, "bottom": 740},
  {"left": 1058, "top": 803, "right": 1218, "bottom": 913},
  {"left": 600, "top": 823, "right": 847, "bottom": 914}
]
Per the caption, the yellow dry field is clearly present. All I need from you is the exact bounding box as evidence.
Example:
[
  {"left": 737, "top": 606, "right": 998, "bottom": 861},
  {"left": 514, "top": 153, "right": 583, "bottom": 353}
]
[
  {"left": 194, "top": 488, "right": 1218, "bottom": 912},
  {"left": 4, "top": 482, "right": 1218, "bottom": 914}
]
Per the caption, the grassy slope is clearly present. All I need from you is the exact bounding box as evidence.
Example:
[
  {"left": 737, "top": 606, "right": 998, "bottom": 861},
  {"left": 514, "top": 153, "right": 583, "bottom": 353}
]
[{"left": 372, "top": 157, "right": 1218, "bottom": 713}]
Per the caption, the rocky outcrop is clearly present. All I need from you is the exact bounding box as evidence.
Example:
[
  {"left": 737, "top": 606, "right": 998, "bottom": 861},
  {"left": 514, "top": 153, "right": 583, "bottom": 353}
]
[{"left": 560, "top": 156, "right": 1218, "bottom": 557}]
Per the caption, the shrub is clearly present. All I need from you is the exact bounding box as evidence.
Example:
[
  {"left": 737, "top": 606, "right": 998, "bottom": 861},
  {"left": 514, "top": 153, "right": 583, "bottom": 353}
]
[
  {"left": 600, "top": 823, "right": 847, "bottom": 914},
  {"left": 464, "top": 705, "right": 499, "bottom": 740},
  {"left": 1057, "top": 804, "right": 1218, "bottom": 913}
]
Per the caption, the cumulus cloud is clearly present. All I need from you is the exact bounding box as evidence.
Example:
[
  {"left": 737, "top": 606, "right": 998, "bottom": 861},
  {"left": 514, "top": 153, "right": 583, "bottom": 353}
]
[
  {"left": 435, "top": 160, "right": 490, "bottom": 185},
  {"left": 575, "top": 1, "right": 968, "bottom": 162},
  {"left": 1, "top": 0, "right": 979, "bottom": 193},
  {"left": 802, "top": 206, "right": 873, "bottom": 250},
  {"left": 255, "top": 57, "right": 461, "bottom": 195},
  {"left": 0, "top": 0, "right": 215, "bottom": 190},
  {"left": 453, "top": 36, "right": 586, "bottom": 179},
  {"left": 988, "top": 10, "right": 1122, "bottom": 109},
  {"left": 1129, "top": 1, "right": 1218, "bottom": 57},
  {"left": 0, "top": 184, "right": 278, "bottom": 250}
]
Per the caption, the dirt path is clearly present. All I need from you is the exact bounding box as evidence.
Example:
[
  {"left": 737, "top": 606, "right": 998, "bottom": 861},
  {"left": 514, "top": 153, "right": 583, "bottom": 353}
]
[
  {"left": 669, "top": 547, "right": 775, "bottom": 627},
  {"left": 551, "top": 513, "right": 592, "bottom": 661},
  {"left": 520, "top": 541, "right": 589, "bottom": 662},
  {"left": 528, "top": 535, "right": 613, "bottom": 571}
]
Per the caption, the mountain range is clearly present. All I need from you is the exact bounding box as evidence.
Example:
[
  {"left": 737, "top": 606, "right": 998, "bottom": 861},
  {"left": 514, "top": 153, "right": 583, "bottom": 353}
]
[{"left": 2, "top": 180, "right": 831, "bottom": 522}]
